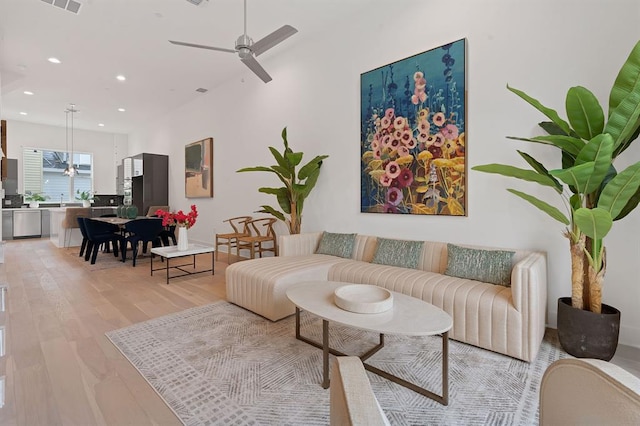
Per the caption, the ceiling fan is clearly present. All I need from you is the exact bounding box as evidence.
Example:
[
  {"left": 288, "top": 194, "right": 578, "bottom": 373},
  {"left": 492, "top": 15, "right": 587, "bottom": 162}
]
[{"left": 169, "top": 0, "right": 298, "bottom": 83}]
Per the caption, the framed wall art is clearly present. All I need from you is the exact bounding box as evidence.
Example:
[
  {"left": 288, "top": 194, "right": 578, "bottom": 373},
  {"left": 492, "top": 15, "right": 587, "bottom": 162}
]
[
  {"left": 185, "top": 137, "right": 214, "bottom": 198},
  {"left": 360, "top": 38, "right": 467, "bottom": 216}
]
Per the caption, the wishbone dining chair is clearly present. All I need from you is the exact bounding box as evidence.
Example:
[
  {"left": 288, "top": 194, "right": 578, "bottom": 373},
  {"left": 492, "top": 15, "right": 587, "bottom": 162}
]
[{"left": 215, "top": 216, "right": 252, "bottom": 262}]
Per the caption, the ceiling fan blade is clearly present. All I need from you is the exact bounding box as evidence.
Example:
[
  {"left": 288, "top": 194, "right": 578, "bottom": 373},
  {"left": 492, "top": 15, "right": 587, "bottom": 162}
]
[
  {"left": 169, "top": 40, "right": 236, "bottom": 54},
  {"left": 251, "top": 25, "right": 298, "bottom": 57},
  {"left": 241, "top": 55, "right": 272, "bottom": 83}
]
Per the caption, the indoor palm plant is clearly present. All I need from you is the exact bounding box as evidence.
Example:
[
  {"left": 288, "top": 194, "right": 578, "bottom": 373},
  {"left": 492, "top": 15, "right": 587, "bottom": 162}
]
[
  {"left": 473, "top": 40, "right": 640, "bottom": 359},
  {"left": 237, "top": 127, "right": 328, "bottom": 234}
]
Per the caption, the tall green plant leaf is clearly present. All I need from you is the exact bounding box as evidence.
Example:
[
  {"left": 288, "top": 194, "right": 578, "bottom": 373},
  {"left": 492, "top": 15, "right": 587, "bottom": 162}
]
[
  {"left": 257, "top": 205, "right": 285, "bottom": 222},
  {"left": 237, "top": 166, "right": 276, "bottom": 173},
  {"left": 285, "top": 151, "right": 304, "bottom": 167},
  {"left": 598, "top": 161, "right": 640, "bottom": 219},
  {"left": 258, "top": 187, "right": 291, "bottom": 213},
  {"left": 299, "top": 167, "right": 321, "bottom": 197},
  {"left": 299, "top": 155, "right": 329, "bottom": 180},
  {"left": 507, "top": 189, "right": 570, "bottom": 225},
  {"left": 281, "top": 127, "right": 289, "bottom": 150},
  {"left": 574, "top": 207, "right": 613, "bottom": 240},
  {"left": 507, "top": 85, "right": 572, "bottom": 134},
  {"left": 516, "top": 151, "right": 562, "bottom": 191},
  {"left": 539, "top": 121, "right": 569, "bottom": 136},
  {"left": 471, "top": 164, "right": 561, "bottom": 190},
  {"left": 609, "top": 40, "right": 640, "bottom": 114},
  {"left": 507, "top": 135, "right": 584, "bottom": 156},
  {"left": 605, "top": 89, "right": 640, "bottom": 155},
  {"left": 566, "top": 86, "right": 605, "bottom": 140},
  {"left": 549, "top": 162, "right": 596, "bottom": 193},
  {"left": 272, "top": 165, "right": 290, "bottom": 178},
  {"left": 614, "top": 186, "right": 640, "bottom": 220},
  {"left": 268, "top": 147, "right": 290, "bottom": 176},
  {"left": 575, "top": 134, "right": 614, "bottom": 193},
  {"left": 561, "top": 151, "right": 577, "bottom": 171}
]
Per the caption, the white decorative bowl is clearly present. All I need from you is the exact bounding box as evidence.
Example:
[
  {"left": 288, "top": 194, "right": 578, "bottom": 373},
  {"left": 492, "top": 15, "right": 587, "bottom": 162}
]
[{"left": 334, "top": 284, "right": 393, "bottom": 314}]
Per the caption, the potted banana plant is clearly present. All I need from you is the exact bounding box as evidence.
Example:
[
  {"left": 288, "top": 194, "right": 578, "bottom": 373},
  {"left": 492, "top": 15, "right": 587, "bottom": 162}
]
[
  {"left": 473, "top": 40, "right": 640, "bottom": 360},
  {"left": 237, "top": 127, "right": 328, "bottom": 234}
]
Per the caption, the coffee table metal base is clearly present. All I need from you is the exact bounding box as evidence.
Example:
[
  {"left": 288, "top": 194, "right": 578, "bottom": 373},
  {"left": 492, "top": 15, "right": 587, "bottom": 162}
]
[
  {"left": 294, "top": 307, "right": 449, "bottom": 405},
  {"left": 150, "top": 245, "right": 215, "bottom": 284}
]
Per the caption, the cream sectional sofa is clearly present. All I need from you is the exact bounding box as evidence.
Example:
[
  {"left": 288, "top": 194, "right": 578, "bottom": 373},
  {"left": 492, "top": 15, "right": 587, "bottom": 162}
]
[{"left": 225, "top": 232, "right": 547, "bottom": 362}]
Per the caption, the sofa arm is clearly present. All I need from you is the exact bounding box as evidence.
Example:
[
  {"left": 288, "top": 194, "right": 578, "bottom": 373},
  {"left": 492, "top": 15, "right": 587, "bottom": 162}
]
[
  {"left": 278, "top": 232, "right": 323, "bottom": 257},
  {"left": 510, "top": 251, "right": 547, "bottom": 361},
  {"left": 510, "top": 252, "right": 546, "bottom": 312},
  {"left": 540, "top": 358, "right": 640, "bottom": 425}
]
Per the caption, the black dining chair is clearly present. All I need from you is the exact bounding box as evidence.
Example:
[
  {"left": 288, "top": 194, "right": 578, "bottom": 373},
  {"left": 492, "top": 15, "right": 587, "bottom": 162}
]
[
  {"left": 77, "top": 217, "right": 91, "bottom": 260},
  {"left": 83, "top": 218, "right": 122, "bottom": 264},
  {"left": 160, "top": 224, "right": 177, "bottom": 246},
  {"left": 148, "top": 214, "right": 177, "bottom": 246},
  {"left": 120, "top": 218, "right": 164, "bottom": 266}
]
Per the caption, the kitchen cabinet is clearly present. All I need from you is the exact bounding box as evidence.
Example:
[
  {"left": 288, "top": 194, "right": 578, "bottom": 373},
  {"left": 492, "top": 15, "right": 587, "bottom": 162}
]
[
  {"left": 41, "top": 209, "right": 51, "bottom": 237},
  {"left": 129, "top": 153, "right": 168, "bottom": 216},
  {"left": 3, "top": 158, "right": 18, "bottom": 195},
  {"left": 2, "top": 211, "right": 12, "bottom": 240}
]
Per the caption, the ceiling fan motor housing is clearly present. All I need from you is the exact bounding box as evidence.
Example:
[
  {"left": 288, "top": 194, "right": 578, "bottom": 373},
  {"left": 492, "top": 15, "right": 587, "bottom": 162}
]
[{"left": 235, "top": 34, "right": 254, "bottom": 58}]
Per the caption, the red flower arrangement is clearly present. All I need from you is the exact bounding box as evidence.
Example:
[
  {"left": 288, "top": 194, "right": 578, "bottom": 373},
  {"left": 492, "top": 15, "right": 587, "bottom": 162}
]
[{"left": 156, "top": 205, "right": 198, "bottom": 229}]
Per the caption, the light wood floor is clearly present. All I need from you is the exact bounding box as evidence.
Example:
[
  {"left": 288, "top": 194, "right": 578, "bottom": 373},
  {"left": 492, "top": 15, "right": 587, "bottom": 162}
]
[
  {"left": 0, "top": 238, "right": 231, "bottom": 426},
  {"left": 0, "top": 238, "right": 638, "bottom": 426}
]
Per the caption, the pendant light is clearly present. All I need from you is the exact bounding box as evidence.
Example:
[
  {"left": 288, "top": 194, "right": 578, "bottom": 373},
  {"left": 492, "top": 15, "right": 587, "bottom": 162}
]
[{"left": 63, "top": 103, "right": 77, "bottom": 176}]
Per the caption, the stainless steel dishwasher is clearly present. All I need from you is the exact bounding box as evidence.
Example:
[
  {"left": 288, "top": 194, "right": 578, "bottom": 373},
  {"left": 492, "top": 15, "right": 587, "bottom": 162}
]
[{"left": 13, "top": 209, "right": 42, "bottom": 238}]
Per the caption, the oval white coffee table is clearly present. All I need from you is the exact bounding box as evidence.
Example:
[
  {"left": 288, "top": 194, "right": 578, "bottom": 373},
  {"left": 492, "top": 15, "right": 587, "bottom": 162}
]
[{"left": 286, "top": 281, "right": 453, "bottom": 405}]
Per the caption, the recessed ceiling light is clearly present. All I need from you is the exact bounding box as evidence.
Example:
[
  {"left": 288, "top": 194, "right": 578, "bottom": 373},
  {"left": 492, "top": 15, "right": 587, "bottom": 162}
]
[
  {"left": 118, "top": 108, "right": 126, "bottom": 112},
  {"left": 48, "top": 57, "right": 61, "bottom": 64},
  {"left": 23, "top": 91, "right": 34, "bottom": 95},
  {"left": 98, "top": 123, "right": 105, "bottom": 127},
  {"left": 19, "top": 112, "right": 27, "bottom": 115},
  {"left": 116, "top": 75, "right": 126, "bottom": 81}
]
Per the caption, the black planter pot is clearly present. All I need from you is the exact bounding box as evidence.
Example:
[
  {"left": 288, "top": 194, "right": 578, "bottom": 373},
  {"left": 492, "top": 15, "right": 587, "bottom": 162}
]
[{"left": 557, "top": 297, "right": 621, "bottom": 361}]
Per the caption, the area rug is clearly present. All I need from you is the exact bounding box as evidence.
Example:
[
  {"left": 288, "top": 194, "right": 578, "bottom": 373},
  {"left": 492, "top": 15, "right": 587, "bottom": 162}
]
[{"left": 106, "top": 301, "right": 570, "bottom": 425}]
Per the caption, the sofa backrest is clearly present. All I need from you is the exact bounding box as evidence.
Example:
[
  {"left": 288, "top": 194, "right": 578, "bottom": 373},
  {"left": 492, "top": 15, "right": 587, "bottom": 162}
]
[
  {"left": 353, "top": 235, "right": 532, "bottom": 274},
  {"left": 351, "top": 235, "right": 378, "bottom": 262}
]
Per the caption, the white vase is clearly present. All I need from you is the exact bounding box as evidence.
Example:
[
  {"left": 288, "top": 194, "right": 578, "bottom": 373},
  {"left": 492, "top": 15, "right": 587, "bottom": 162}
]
[
  {"left": 82, "top": 200, "right": 91, "bottom": 207},
  {"left": 177, "top": 226, "right": 189, "bottom": 250},
  {"left": 29, "top": 201, "right": 39, "bottom": 208}
]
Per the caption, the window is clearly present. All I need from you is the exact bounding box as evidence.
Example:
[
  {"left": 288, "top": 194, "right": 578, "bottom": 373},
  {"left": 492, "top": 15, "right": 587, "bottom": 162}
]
[{"left": 22, "top": 148, "right": 93, "bottom": 202}]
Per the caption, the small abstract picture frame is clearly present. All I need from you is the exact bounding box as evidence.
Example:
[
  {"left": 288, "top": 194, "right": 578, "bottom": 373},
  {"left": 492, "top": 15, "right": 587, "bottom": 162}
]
[
  {"left": 185, "top": 137, "right": 213, "bottom": 198},
  {"left": 360, "top": 39, "right": 467, "bottom": 216}
]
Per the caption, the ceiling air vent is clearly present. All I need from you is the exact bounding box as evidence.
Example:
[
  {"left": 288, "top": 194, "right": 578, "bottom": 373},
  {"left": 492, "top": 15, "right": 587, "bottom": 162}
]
[
  {"left": 42, "top": 0, "right": 82, "bottom": 14},
  {"left": 196, "top": 88, "right": 208, "bottom": 93}
]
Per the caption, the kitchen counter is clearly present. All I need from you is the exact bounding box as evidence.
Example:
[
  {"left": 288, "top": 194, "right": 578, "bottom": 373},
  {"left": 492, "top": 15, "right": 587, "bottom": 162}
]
[
  {"left": 2, "top": 208, "right": 51, "bottom": 240},
  {"left": 49, "top": 206, "right": 118, "bottom": 247}
]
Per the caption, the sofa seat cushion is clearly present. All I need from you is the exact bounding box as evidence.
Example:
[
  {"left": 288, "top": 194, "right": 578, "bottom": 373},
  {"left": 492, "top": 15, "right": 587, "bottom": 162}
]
[
  {"left": 328, "top": 261, "right": 522, "bottom": 356},
  {"left": 226, "top": 254, "right": 351, "bottom": 321}
]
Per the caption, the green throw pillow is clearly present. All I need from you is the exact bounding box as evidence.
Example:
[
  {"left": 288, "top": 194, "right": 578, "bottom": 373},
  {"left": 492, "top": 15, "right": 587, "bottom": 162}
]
[
  {"left": 371, "top": 238, "right": 423, "bottom": 269},
  {"left": 444, "top": 243, "right": 514, "bottom": 286},
  {"left": 315, "top": 232, "right": 357, "bottom": 258}
]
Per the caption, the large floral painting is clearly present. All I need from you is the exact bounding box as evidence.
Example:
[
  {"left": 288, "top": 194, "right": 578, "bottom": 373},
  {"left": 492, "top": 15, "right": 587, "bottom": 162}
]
[{"left": 360, "top": 39, "right": 466, "bottom": 215}]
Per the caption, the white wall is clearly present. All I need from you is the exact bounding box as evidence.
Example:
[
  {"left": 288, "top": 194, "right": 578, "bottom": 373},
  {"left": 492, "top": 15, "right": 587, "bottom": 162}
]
[
  {"left": 128, "top": 0, "right": 640, "bottom": 347},
  {"left": 5, "top": 120, "right": 128, "bottom": 195}
]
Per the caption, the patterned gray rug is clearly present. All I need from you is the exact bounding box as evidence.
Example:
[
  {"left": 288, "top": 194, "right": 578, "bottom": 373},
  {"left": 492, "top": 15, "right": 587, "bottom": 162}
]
[{"left": 106, "top": 301, "right": 570, "bottom": 425}]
